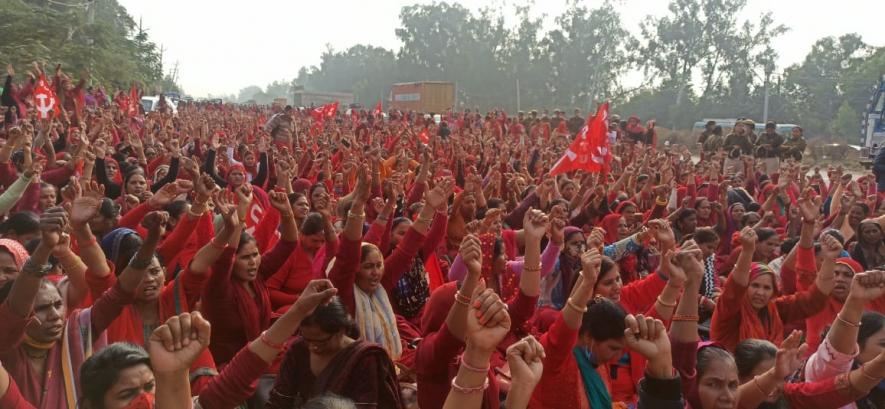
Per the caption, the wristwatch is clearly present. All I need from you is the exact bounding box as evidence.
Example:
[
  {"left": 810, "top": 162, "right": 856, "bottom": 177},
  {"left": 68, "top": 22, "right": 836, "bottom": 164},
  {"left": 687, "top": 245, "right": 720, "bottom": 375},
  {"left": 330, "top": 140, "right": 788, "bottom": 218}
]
[{"left": 22, "top": 258, "right": 52, "bottom": 278}]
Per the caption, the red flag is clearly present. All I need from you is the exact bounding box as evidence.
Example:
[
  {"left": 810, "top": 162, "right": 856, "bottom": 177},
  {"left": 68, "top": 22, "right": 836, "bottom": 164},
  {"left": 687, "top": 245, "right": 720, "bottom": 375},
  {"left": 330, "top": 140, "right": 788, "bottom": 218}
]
[
  {"left": 310, "top": 106, "right": 324, "bottom": 123},
  {"left": 33, "top": 74, "right": 60, "bottom": 119},
  {"left": 418, "top": 128, "right": 430, "bottom": 144},
  {"left": 372, "top": 100, "right": 382, "bottom": 116},
  {"left": 128, "top": 85, "right": 139, "bottom": 117},
  {"left": 549, "top": 102, "right": 611, "bottom": 176},
  {"left": 425, "top": 254, "right": 444, "bottom": 291},
  {"left": 322, "top": 101, "right": 338, "bottom": 118}
]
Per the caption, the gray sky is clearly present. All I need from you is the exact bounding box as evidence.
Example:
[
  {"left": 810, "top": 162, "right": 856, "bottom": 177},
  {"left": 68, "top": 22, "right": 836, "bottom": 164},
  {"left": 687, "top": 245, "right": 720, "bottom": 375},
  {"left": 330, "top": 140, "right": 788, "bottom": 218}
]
[{"left": 118, "top": 0, "right": 885, "bottom": 97}]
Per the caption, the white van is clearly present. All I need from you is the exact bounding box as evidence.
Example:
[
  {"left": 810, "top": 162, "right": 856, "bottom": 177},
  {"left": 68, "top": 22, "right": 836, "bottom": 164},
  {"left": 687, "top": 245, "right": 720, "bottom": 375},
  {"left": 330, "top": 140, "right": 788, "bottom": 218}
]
[{"left": 140, "top": 96, "right": 177, "bottom": 114}]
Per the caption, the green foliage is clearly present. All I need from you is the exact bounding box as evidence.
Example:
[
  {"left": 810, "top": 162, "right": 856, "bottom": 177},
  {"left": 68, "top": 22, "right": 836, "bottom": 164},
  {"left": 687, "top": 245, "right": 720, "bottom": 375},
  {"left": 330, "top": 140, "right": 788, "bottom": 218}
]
[{"left": 0, "top": 0, "right": 180, "bottom": 92}]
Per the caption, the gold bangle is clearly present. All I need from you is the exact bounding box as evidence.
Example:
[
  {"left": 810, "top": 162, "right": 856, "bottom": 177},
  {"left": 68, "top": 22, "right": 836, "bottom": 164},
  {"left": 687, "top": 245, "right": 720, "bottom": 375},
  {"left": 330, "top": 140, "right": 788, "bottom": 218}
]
[
  {"left": 522, "top": 264, "right": 541, "bottom": 273},
  {"left": 347, "top": 211, "right": 365, "bottom": 219},
  {"left": 752, "top": 376, "right": 773, "bottom": 397},
  {"left": 454, "top": 291, "right": 471, "bottom": 306},
  {"left": 656, "top": 295, "right": 678, "bottom": 309},
  {"left": 836, "top": 314, "right": 861, "bottom": 328},
  {"left": 566, "top": 297, "right": 588, "bottom": 313}
]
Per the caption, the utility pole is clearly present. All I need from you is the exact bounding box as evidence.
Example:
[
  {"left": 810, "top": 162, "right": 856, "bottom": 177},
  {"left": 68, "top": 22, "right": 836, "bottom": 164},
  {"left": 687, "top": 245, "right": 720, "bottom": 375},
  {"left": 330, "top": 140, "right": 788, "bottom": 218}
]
[
  {"left": 516, "top": 77, "right": 521, "bottom": 112},
  {"left": 762, "top": 74, "right": 770, "bottom": 124}
]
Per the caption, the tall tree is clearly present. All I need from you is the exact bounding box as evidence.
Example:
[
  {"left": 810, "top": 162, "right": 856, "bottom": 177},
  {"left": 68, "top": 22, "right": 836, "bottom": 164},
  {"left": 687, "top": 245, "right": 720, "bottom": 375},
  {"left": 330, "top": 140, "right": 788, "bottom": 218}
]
[{"left": 541, "top": 0, "right": 635, "bottom": 110}]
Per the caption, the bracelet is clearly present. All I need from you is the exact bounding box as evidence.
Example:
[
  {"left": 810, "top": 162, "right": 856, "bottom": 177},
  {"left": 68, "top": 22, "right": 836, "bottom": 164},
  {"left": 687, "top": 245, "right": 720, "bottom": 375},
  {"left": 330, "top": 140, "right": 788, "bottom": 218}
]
[
  {"left": 21, "top": 258, "right": 52, "bottom": 278},
  {"left": 860, "top": 363, "right": 882, "bottom": 381},
  {"left": 209, "top": 239, "right": 228, "bottom": 250},
  {"left": 655, "top": 197, "right": 669, "bottom": 206},
  {"left": 566, "top": 297, "right": 588, "bottom": 313},
  {"left": 459, "top": 355, "right": 490, "bottom": 373},
  {"left": 522, "top": 264, "right": 541, "bottom": 274},
  {"left": 454, "top": 291, "right": 471, "bottom": 307},
  {"left": 752, "top": 375, "right": 773, "bottom": 397},
  {"left": 656, "top": 295, "right": 678, "bottom": 308},
  {"left": 347, "top": 210, "right": 365, "bottom": 219},
  {"left": 671, "top": 314, "right": 699, "bottom": 322},
  {"left": 450, "top": 376, "right": 489, "bottom": 394},
  {"left": 259, "top": 330, "right": 285, "bottom": 350},
  {"left": 187, "top": 207, "right": 205, "bottom": 218},
  {"left": 836, "top": 314, "right": 861, "bottom": 328}
]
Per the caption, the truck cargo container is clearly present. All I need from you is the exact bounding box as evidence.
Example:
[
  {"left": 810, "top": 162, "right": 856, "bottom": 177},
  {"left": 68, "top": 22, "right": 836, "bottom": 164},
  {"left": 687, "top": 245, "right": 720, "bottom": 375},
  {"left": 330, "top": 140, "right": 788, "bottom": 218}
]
[{"left": 389, "top": 82, "right": 455, "bottom": 114}]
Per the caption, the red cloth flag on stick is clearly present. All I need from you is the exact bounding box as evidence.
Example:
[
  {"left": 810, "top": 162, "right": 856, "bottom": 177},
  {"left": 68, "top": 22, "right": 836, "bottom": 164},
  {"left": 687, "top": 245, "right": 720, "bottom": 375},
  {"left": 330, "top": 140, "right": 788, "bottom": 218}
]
[
  {"left": 128, "top": 85, "right": 139, "bottom": 117},
  {"left": 33, "top": 74, "right": 60, "bottom": 119},
  {"left": 310, "top": 105, "right": 324, "bottom": 123},
  {"left": 418, "top": 128, "right": 430, "bottom": 144},
  {"left": 322, "top": 101, "right": 338, "bottom": 119},
  {"left": 372, "top": 100, "right": 382, "bottom": 116},
  {"left": 549, "top": 102, "right": 611, "bottom": 176}
]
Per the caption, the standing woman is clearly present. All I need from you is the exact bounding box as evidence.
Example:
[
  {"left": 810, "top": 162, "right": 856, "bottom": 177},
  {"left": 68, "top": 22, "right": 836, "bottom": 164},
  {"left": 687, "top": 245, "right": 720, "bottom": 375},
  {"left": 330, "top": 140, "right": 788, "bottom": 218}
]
[{"left": 200, "top": 189, "right": 299, "bottom": 368}]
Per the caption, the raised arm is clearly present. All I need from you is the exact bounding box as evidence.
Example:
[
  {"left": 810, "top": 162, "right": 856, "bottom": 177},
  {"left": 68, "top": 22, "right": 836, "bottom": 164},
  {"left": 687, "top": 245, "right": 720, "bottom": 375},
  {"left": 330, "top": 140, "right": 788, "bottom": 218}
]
[
  {"left": 189, "top": 191, "right": 238, "bottom": 275},
  {"left": 827, "top": 271, "right": 885, "bottom": 355},
  {"left": 518, "top": 208, "right": 548, "bottom": 297},
  {"left": 6, "top": 207, "right": 65, "bottom": 318},
  {"left": 669, "top": 240, "right": 704, "bottom": 343},
  {"left": 69, "top": 181, "right": 111, "bottom": 278},
  {"left": 731, "top": 227, "right": 757, "bottom": 287}
]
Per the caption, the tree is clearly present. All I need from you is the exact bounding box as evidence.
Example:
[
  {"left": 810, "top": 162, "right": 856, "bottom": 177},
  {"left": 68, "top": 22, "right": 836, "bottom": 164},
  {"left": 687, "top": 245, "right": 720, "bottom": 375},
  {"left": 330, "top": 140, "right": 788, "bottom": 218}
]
[
  {"left": 0, "top": 0, "right": 180, "bottom": 91},
  {"left": 781, "top": 34, "right": 873, "bottom": 138},
  {"left": 541, "top": 0, "right": 635, "bottom": 110},
  {"left": 237, "top": 85, "right": 263, "bottom": 103}
]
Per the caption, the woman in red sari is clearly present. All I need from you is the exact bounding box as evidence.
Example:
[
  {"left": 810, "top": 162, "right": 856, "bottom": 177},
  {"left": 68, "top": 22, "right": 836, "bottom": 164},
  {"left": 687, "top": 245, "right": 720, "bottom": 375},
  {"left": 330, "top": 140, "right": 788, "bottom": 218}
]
[
  {"left": 0, "top": 207, "right": 160, "bottom": 409},
  {"left": 101, "top": 185, "right": 229, "bottom": 394},
  {"left": 266, "top": 195, "right": 339, "bottom": 314},
  {"left": 200, "top": 188, "right": 299, "bottom": 368},
  {"left": 266, "top": 297, "right": 403, "bottom": 409},
  {"left": 327, "top": 167, "right": 451, "bottom": 358},
  {"left": 711, "top": 227, "right": 835, "bottom": 352}
]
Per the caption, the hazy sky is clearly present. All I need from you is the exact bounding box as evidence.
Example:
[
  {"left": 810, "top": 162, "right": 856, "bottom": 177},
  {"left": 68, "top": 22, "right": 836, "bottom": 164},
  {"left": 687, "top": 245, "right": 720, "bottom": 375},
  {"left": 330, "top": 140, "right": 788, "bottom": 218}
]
[{"left": 118, "top": 0, "right": 885, "bottom": 97}]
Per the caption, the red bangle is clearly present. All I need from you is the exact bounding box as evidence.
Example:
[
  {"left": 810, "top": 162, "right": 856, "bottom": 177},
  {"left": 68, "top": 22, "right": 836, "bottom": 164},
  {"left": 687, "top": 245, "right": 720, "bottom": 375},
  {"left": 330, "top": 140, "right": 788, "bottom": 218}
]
[
  {"left": 81, "top": 236, "right": 97, "bottom": 247},
  {"left": 259, "top": 330, "right": 285, "bottom": 350}
]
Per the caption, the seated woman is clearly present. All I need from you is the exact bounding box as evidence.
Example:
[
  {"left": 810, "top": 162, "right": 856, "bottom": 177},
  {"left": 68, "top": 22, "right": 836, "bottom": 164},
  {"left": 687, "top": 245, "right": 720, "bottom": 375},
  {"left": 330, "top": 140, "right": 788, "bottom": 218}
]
[
  {"left": 804, "top": 269, "right": 885, "bottom": 409},
  {"left": 100, "top": 189, "right": 229, "bottom": 394},
  {"left": 0, "top": 208, "right": 159, "bottom": 409},
  {"left": 416, "top": 231, "right": 542, "bottom": 409},
  {"left": 711, "top": 227, "right": 836, "bottom": 352},
  {"left": 530, "top": 247, "right": 622, "bottom": 409},
  {"left": 266, "top": 208, "right": 339, "bottom": 314},
  {"left": 850, "top": 219, "right": 885, "bottom": 270},
  {"left": 200, "top": 189, "right": 298, "bottom": 368},
  {"left": 0, "top": 279, "right": 336, "bottom": 409},
  {"left": 668, "top": 243, "right": 885, "bottom": 409},
  {"left": 692, "top": 228, "right": 722, "bottom": 320},
  {"left": 266, "top": 297, "right": 403, "bottom": 409},
  {"left": 328, "top": 168, "right": 452, "bottom": 359}
]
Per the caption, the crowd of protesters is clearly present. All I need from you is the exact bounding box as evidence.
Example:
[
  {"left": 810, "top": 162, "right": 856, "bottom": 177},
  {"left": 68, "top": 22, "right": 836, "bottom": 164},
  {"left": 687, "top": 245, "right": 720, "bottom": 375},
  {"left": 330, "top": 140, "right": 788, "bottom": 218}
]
[{"left": 0, "top": 63, "right": 884, "bottom": 409}]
